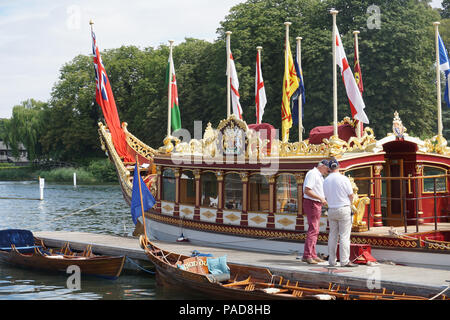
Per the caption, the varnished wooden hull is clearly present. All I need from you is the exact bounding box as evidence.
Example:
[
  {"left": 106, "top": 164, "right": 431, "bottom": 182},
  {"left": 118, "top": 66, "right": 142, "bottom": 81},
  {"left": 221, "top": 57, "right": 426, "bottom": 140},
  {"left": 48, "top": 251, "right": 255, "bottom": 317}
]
[
  {"left": 144, "top": 244, "right": 296, "bottom": 300},
  {"left": 0, "top": 249, "right": 125, "bottom": 280},
  {"left": 141, "top": 239, "right": 449, "bottom": 300}
]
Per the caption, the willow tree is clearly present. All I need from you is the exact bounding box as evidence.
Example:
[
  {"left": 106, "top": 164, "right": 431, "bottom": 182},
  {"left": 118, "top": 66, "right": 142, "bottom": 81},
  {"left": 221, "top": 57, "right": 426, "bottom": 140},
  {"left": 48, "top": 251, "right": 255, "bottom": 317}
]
[{"left": 2, "top": 99, "right": 46, "bottom": 160}]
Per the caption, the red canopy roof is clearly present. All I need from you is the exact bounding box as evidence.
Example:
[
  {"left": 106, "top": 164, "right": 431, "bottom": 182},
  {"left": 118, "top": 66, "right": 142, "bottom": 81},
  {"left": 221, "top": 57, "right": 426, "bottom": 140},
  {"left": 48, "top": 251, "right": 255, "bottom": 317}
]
[{"left": 308, "top": 124, "right": 356, "bottom": 145}]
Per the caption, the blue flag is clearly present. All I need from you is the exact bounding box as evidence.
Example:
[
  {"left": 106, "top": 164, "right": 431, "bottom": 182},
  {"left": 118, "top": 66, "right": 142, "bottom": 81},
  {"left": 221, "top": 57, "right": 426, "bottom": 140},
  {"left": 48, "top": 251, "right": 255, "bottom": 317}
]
[
  {"left": 291, "top": 51, "right": 305, "bottom": 125},
  {"left": 438, "top": 34, "right": 450, "bottom": 107},
  {"left": 131, "top": 164, "right": 156, "bottom": 225}
]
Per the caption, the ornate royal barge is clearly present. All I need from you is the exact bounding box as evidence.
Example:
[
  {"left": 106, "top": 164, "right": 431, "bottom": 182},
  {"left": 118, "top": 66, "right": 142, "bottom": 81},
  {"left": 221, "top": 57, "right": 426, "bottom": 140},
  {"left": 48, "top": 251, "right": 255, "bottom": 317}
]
[
  {"left": 91, "top": 16, "right": 450, "bottom": 268},
  {"left": 98, "top": 112, "right": 450, "bottom": 268}
]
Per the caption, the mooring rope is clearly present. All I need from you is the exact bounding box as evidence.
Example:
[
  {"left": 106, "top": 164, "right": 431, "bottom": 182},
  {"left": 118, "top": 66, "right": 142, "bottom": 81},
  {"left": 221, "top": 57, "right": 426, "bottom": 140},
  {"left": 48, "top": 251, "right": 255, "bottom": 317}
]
[
  {"left": 428, "top": 281, "right": 450, "bottom": 300},
  {"left": 125, "top": 256, "right": 155, "bottom": 274},
  {"left": 33, "top": 200, "right": 108, "bottom": 226}
]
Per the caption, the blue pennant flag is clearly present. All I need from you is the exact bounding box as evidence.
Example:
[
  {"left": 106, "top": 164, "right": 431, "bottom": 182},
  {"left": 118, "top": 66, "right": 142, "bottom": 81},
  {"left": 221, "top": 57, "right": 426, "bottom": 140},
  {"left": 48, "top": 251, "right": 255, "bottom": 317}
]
[
  {"left": 438, "top": 34, "right": 450, "bottom": 107},
  {"left": 131, "top": 164, "right": 156, "bottom": 225},
  {"left": 291, "top": 50, "right": 305, "bottom": 125}
]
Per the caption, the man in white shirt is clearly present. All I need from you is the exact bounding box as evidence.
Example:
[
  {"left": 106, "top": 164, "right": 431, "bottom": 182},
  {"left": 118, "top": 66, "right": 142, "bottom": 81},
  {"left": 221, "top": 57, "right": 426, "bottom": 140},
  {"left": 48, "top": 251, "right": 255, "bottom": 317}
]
[
  {"left": 323, "top": 159, "right": 358, "bottom": 267},
  {"left": 301, "top": 159, "right": 329, "bottom": 264}
]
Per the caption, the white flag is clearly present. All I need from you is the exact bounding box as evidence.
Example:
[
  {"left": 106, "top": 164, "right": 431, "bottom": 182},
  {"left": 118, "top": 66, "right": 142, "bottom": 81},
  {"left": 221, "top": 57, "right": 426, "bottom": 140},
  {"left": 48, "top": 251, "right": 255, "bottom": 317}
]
[
  {"left": 255, "top": 50, "right": 267, "bottom": 124},
  {"left": 228, "top": 53, "right": 243, "bottom": 120},
  {"left": 335, "top": 26, "right": 369, "bottom": 124}
]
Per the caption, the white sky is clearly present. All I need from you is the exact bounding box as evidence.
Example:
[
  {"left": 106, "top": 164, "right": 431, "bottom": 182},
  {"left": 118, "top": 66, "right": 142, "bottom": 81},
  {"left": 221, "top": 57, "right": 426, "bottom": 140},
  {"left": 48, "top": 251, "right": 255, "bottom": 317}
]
[{"left": 0, "top": 0, "right": 444, "bottom": 119}]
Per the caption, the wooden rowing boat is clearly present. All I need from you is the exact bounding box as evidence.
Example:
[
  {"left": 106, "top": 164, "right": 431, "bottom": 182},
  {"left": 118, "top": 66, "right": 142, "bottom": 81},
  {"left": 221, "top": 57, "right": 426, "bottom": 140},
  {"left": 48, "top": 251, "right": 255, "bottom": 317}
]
[
  {"left": 0, "top": 229, "right": 125, "bottom": 280},
  {"left": 139, "top": 236, "right": 448, "bottom": 300}
]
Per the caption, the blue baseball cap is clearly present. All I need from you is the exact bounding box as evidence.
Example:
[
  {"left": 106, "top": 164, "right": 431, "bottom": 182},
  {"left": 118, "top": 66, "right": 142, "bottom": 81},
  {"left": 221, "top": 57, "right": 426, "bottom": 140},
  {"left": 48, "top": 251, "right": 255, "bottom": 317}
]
[{"left": 328, "top": 158, "right": 339, "bottom": 170}]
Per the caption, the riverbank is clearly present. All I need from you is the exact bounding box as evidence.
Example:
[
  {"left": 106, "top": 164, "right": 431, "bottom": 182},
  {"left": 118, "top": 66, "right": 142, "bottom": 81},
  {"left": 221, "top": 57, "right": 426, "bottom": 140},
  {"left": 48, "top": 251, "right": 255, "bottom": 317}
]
[{"left": 0, "top": 159, "right": 117, "bottom": 184}]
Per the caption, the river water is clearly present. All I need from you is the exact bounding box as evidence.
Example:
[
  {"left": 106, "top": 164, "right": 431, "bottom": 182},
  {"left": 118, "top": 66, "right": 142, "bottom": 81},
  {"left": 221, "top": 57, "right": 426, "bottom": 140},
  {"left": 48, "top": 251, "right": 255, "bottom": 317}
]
[{"left": 0, "top": 181, "right": 205, "bottom": 300}]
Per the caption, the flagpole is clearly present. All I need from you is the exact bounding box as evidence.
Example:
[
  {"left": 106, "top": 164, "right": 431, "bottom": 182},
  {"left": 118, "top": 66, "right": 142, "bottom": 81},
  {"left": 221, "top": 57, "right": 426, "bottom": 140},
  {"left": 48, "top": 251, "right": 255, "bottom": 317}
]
[
  {"left": 331, "top": 10, "right": 339, "bottom": 138},
  {"left": 296, "top": 36, "right": 303, "bottom": 142},
  {"left": 135, "top": 154, "right": 148, "bottom": 242},
  {"left": 256, "top": 46, "right": 263, "bottom": 124},
  {"left": 167, "top": 40, "right": 174, "bottom": 137},
  {"left": 434, "top": 22, "right": 443, "bottom": 137},
  {"left": 226, "top": 31, "right": 232, "bottom": 118},
  {"left": 353, "top": 30, "right": 362, "bottom": 139},
  {"left": 284, "top": 22, "right": 291, "bottom": 143}
]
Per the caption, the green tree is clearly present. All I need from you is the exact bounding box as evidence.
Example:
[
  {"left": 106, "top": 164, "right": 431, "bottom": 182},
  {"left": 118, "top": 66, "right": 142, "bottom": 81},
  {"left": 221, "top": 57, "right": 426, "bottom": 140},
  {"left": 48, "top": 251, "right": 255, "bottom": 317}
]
[
  {"left": 217, "top": 0, "right": 441, "bottom": 139},
  {"left": 442, "top": 0, "right": 450, "bottom": 18},
  {"left": 40, "top": 55, "right": 101, "bottom": 161},
  {"left": 2, "top": 99, "right": 46, "bottom": 160}
]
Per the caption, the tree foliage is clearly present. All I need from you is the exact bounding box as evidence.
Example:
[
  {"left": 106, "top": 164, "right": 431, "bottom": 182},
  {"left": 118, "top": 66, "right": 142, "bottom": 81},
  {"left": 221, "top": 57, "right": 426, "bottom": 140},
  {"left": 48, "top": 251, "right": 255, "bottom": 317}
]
[
  {"left": 443, "top": 0, "right": 450, "bottom": 18},
  {"left": 2, "top": 99, "right": 46, "bottom": 160},
  {"left": 1, "top": 0, "right": 445, "bottom": 162}
]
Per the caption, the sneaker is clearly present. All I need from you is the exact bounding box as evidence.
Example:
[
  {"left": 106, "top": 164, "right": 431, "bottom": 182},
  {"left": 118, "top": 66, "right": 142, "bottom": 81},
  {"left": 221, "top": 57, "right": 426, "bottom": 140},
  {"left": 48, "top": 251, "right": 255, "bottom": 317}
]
[
  {"left": 313, "top": 257, "right": 326, "bottom": 263},
  {"left": 342, "top": 262, "right": 358, "bottom": 267},
  {"left": 302, "top": 257, "right": 318, "bottom": 264}
]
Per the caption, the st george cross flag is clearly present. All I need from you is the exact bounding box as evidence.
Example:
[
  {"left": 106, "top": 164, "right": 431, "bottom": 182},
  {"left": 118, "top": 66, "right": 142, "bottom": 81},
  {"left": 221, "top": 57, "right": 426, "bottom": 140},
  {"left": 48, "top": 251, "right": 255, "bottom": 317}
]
[
  {"left": 91, "top": 30, "right": 133, "bottom": 162},
  {"left": 255, "top": 50, "right": 267, "bottom": 124},
  {"left": 228, "top": 53, "right": 243, "bottom": 119},
  {"left": 291, "top": 46, "right": 305, "bottom": 126},
  {"left": 281, "top": 40, "right": 299, "bottom": 142},
  {"left": 166, "top": 52, "right": 182, "bottom": 131},
  {"left": 335, "top": 26, "right": 369, "bottom": 124},
  {"left": 130, "top": 164, "right": 156, "bottom": 225},
  {"left": 438, "top": 34, "right": 450, "bottom": 108}
]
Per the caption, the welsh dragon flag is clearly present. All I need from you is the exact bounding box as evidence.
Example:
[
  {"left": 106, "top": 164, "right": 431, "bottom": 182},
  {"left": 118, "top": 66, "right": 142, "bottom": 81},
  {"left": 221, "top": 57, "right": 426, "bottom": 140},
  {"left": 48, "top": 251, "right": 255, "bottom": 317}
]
[{"left": 166, "top": 52, "right": 181, "bottom": 131}]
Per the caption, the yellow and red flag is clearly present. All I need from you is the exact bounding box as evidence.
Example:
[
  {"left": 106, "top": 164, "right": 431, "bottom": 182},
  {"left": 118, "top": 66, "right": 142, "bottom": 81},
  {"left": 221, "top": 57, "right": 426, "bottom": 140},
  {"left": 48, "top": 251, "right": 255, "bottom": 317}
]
[{"left": 281, "top": 39, "right": 299, "bottom": 142}]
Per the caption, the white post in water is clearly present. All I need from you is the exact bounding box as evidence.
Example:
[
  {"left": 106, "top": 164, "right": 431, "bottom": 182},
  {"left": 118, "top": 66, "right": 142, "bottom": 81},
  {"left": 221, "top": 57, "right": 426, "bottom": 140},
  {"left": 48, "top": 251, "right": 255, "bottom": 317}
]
[
  {"left": 73, "top": 172, "right": 77, "bottom": 187},
  {"left": 39, "top": 177, "right": 45, "bottom": 200}
]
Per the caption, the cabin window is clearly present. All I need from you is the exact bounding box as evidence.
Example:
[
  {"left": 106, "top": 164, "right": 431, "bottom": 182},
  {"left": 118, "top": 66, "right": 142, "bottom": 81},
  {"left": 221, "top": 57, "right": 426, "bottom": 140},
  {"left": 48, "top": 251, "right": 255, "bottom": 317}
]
[
  {"left": 345, "top": 167, "right": 372, "bottom": 195},
  {"left": 201, "top": 172, "right": 218, "bottom": 208},
  {"left": 224, "top": 173, "right": 243, "bottom": 210},
  {"left": 162, "top": 169, "right": 176, "bottom": 202},
  {"left": 276, "top": 174, "right": 297, "bottom": 214},
  {"left": 180, "top": 171, "right": 196, "bottom": 205},
  {"left": 423, "top": 166, "right": 447, "bottom": 193},
  {"left": 248, "top": 174, "right": 269, "bottom": 212}
]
